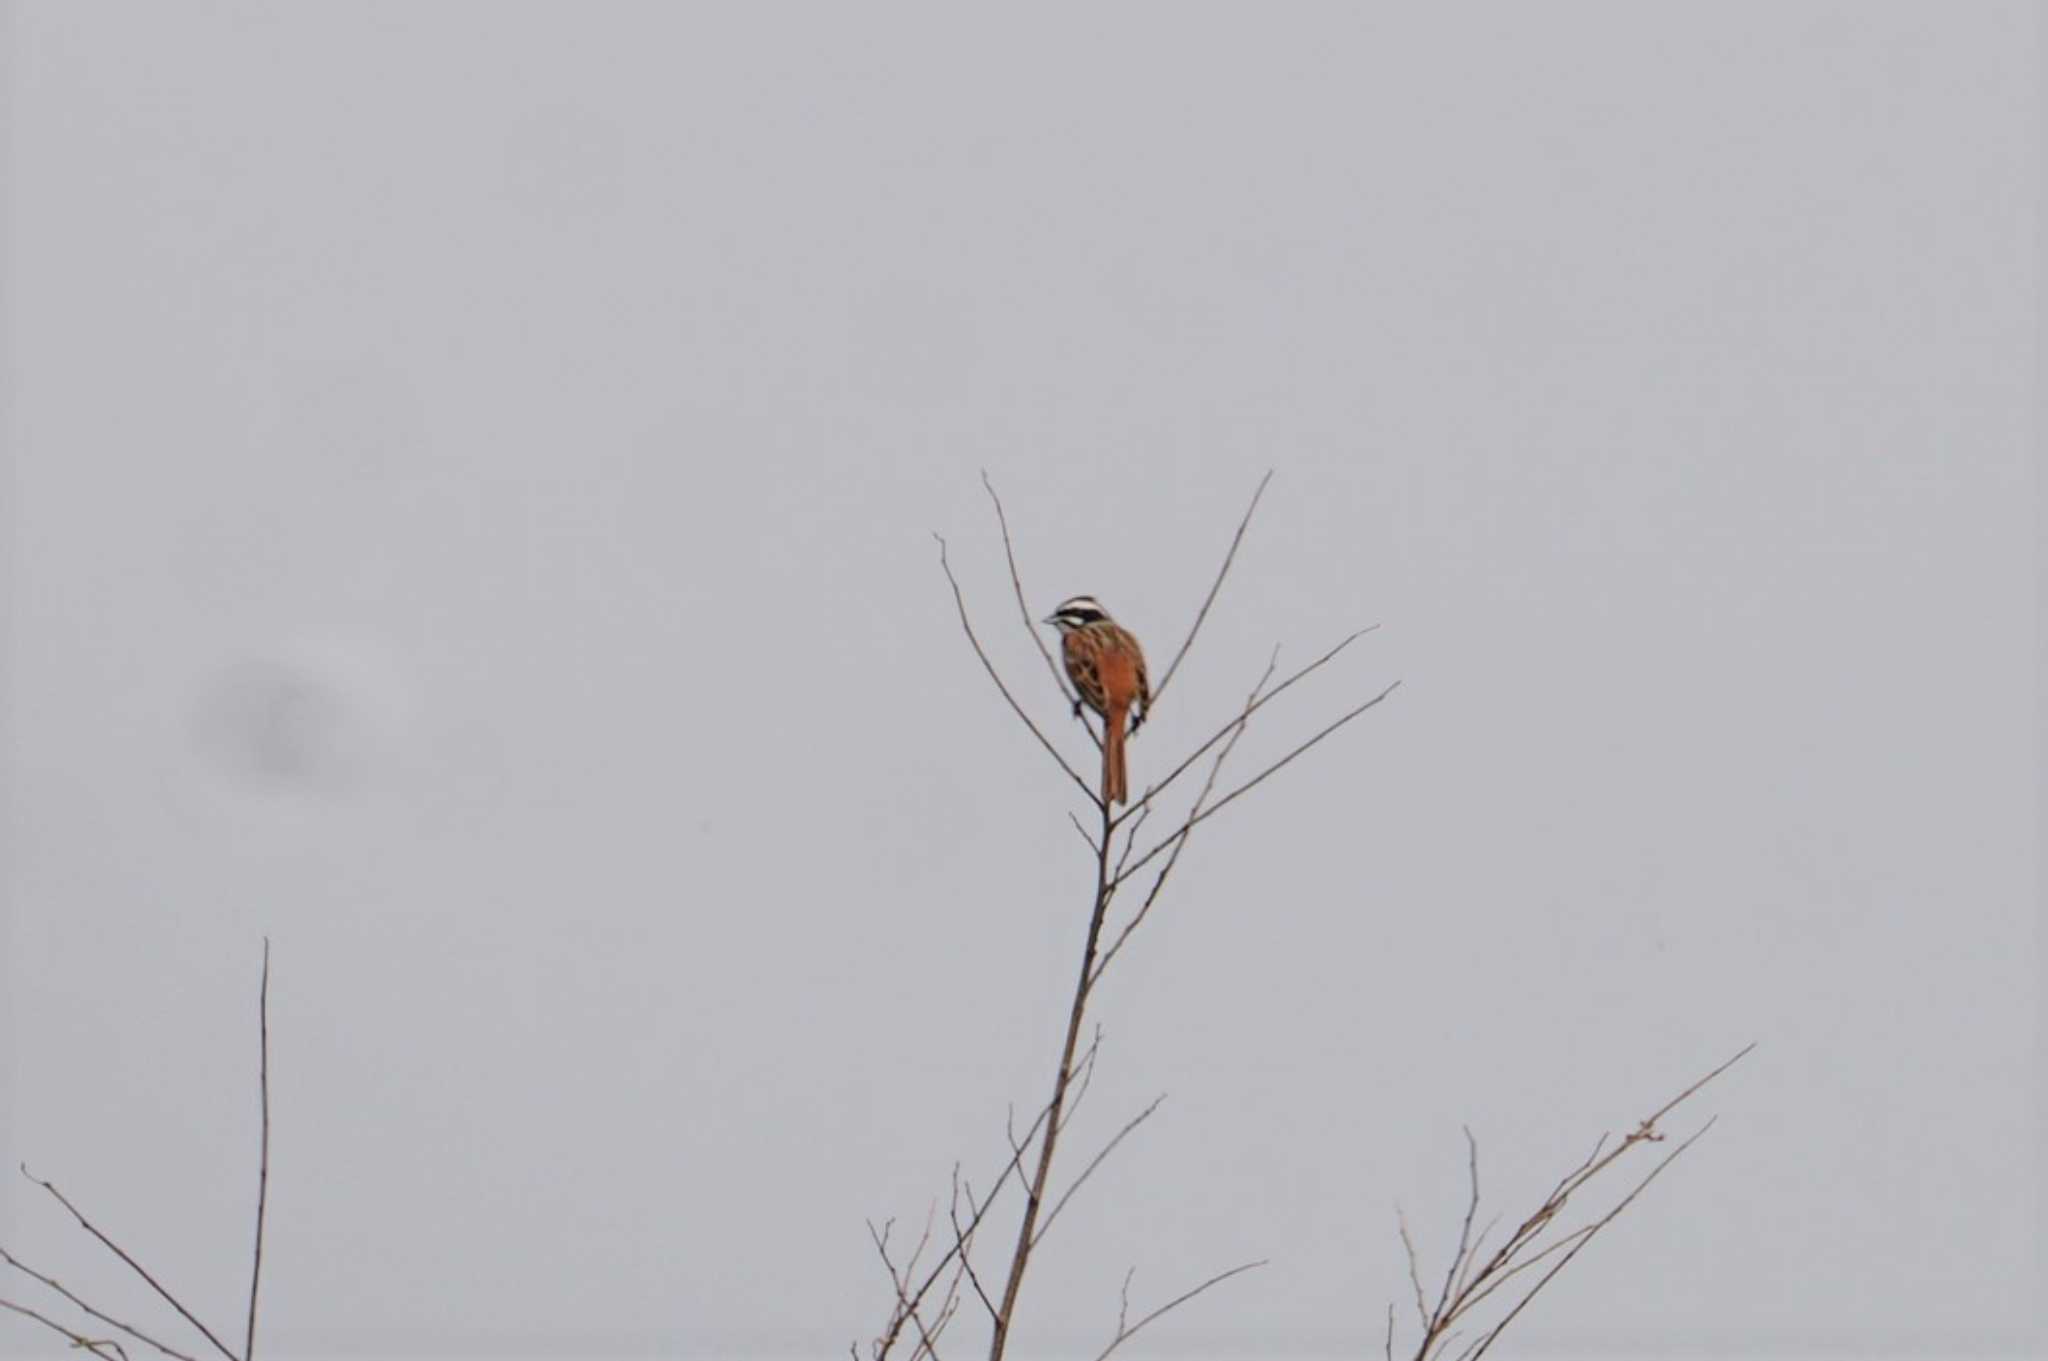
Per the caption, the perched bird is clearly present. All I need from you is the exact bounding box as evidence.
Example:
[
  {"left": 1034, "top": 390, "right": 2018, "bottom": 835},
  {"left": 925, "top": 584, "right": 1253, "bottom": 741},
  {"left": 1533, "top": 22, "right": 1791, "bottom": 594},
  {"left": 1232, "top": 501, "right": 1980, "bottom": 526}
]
[{"left": 1042, "top": 595, "right": 1150, "bottom": 805}]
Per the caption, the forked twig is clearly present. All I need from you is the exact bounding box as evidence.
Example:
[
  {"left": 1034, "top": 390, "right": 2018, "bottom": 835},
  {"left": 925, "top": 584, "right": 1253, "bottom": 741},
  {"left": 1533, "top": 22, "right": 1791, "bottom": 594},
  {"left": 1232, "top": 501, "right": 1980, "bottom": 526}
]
[
  {"left": 1091, "top": 650, "right": 1276, "bottom": 987},
  {"left": 948, "top": 1170, "right": 999, "bottom": 1325},
  {"left": 869, "top": 1030, "right": 1110, "bottom": 1361},
  {"left": 3, "top": 948, "right": 278, "bottom": 1361},
  {"left": 1056, "top": 1030, "right": 1107, "bottom": 1136},
  {"left": 1114, "top": 678, "right": 1402, "bottom": 888},
  {"left": 1112, "top": 625, "right": 1377, "bottom": 831},
  {"left": 0, "top": 1297, "right": 128, "bottom": 1361},
  {"left": 18, "top": 1171, "right": 241, "bottom": 1361},
  {"left": 1066, "top": 813, "right": 1100, "bottom": 857},
  {"left": 1110, "top": 803, "right": 1151, "bottom": 882},
  {"left": 1431, "top": 1129, "right": 1481, "bottom": 1326},
  {"left": 1390, "top": 1045, "right": 1754, "bottom": 1361},
  {"left": 1464, "top": 1119, "right": 1717, "bottom": 1360},
  {"left": 1092, "top": 1259, "right": 1267, "bottom": 1361},
  {"left": 872, "top": 1114, "right": 1041, "bottom": 1359},
  {"left": 0, "top": 1249, "right": 197, "bottom": 1361},
  {"left": 868, "top": 1218, "right": 948, "bottom": 1361}
]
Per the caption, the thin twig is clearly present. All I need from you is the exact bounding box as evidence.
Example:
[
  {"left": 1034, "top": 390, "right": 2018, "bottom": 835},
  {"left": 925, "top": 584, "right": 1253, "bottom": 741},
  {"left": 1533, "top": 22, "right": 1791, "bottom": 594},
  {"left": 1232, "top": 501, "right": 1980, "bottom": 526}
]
[
  {"left": 1397, "top": 1210, "right": 1431, "bottom": 1333},
  {"left": 1446, "top": 1224, "right": 1597, "bottom": 1325},
  {"left": 1151, "top": 470, "right": 1273, "bottom": 707},
  {"left": 1637, "top": 1043, "right": 1757, "bottom": 1131},
  {"left": 1092, "top": 650, "right": 1276, "bottom": 986},
  {"left": 244, "top": 940, "right": 270, "bottom": 1361},
  {"left": 868, "top": 1220, "right": 946, "bottom": 1361},
  {"left": 1056, "top": 1030, "right": 1106, "bottom": 1136},
  {"left": 946, "top": 1169, "right": 998, "bottom": 1325},
  {"left": 979, "top": 472, "right": 1095, "bottom": 748},
  {"left": 873, "top": 1076, "right": 1075, "bottom": 1359},
  {"left": 901, "top": 1205, "right": 940, "bottom": 1312},
  {"left": 1110, "top": 802, "right": 1150, "bottom": 881},
  {"left": 934, "top": 534, "right": 1100, "bottom": 806},
  {"left": 1111, "top": 625, "right": 1377, "bottom": 831},
  {"left": 1452, "top": 1214, "right": 1502, "bottom": 1303},
  {"left": 1031, "top": 1095, "right": 1166, "bottom": 1249},
  {"left": 0, "top": 1249, "right": 197, "bottom": 1361},
  {"left": 1, "top": 1296, "right": 128, "bottom": 1361},
  {"left": 1393, "top": 1046, "right": 1753, "bottom": 1361},
  {"left": 1431, "top": 1128, "right": 1481, "bottom": 1327},
  {"left": 1091, "top": 1259, "right": 1267, "bottom": 1361},
  {"left": 1114, "top": 679, "right": 1402, "bottom": 888},
  {"left": 1066, "top": 812, "right": 1100, "bottom": 857},
  {"left": 1465, "top": 1119, "right": 1718, "bottom": 1361},
  {"left": 19, "top": 1170, "right": 241, "bottom": 1361}
]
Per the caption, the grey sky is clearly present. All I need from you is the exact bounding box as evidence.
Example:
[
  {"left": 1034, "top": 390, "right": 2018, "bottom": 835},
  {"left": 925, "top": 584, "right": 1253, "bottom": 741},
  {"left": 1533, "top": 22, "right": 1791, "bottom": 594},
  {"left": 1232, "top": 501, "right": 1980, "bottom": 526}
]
[{"left": 2, "top": 3, "right": 2039, "bottom": 1358}]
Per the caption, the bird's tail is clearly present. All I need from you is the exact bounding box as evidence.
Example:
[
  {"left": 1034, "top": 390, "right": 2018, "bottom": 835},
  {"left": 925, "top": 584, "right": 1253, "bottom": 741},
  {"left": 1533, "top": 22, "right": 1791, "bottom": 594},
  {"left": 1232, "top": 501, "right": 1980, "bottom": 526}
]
[{"left": 1104, "top": 706, "right": 1128, "bottom": 806}]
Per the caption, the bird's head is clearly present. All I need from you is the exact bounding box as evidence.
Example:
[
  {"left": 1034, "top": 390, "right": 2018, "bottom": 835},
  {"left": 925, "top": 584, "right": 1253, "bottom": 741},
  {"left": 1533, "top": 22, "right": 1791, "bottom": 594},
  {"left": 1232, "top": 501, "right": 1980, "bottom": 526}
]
[{"left": 1042, "top": 595, "right": 1110, "bottom": 633}]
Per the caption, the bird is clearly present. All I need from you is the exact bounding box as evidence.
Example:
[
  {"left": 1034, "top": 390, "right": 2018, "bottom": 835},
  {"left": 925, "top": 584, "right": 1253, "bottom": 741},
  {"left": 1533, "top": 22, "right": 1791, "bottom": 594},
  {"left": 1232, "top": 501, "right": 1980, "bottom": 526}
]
[{"left": 1042, "top": 595, "right": 1150, "bottom": 805}]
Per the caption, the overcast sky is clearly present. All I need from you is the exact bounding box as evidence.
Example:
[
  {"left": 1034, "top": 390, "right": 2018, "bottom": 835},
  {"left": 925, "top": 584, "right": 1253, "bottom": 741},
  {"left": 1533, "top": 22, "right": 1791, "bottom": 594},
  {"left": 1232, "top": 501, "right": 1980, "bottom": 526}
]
[{"left": 2, "top": 3, "right": 2039, "bottom": 1359}]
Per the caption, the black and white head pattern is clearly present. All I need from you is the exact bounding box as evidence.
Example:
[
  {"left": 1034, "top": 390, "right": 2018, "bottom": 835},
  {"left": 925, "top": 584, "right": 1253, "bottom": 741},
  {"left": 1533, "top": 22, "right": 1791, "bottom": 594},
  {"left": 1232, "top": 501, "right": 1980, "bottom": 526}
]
[{"left": 1044, "top": 595, "right": 1111, "bottom": 632}]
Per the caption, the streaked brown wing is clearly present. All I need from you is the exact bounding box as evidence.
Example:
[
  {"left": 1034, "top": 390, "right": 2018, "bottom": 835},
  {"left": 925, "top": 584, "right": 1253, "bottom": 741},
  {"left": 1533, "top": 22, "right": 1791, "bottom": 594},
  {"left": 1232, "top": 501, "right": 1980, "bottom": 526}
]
[
  {"left": 1118, "top": 624, "right": 1151, "bottom": 719},
  {"left": 1063, "top": 630, "right": 1109, "bottom": 715},
  {"left": 1094, "top": 627, "right": 1141, "bottom": 713}
]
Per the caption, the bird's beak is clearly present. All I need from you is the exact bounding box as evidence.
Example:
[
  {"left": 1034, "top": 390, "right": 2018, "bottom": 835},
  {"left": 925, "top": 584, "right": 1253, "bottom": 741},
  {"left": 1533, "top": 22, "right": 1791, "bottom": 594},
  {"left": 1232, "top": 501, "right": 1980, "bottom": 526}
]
[{"left": 1040, "top": 614, "right": 1056, "bottom": 626}]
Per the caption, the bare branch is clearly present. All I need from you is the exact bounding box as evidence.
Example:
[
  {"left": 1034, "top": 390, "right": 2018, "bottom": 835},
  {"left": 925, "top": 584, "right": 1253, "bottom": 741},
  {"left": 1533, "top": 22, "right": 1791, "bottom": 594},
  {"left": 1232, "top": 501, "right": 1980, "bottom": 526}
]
[
  {"left": 1056, "top": 1029, "right": 1106, "bottom": 1136},
  {"left": 1638, "top": 1043, "right": 1757, "bottom": 1132},
  {"left": 1066, "top": 812, "right": 1100, "bottom": 857},
  {"left": 874, "top": 1077, "right": 1076, "bottom": 1359},
  {"left": 946, "top": 1169, "right": 998, "bottom": 1325},
  {"left": 1091, "top": 1259, "right": 1267, "bottom": 1361},
  {"left": 1431, "top": 1128, "right": 1481, "bottom": 1327},
  {"left": 1110, "top": 802, "right": 1150, "bottom": 882},
  {"left": 869, "top": 1218, "right": 946, "bottom": 1361},
  {"left": 980, "top": 472, "right": 1095, "bottom": 748},
  {"left": 1114, "top": 624, "right": 1377, "bottom": 831},
  {"left": 1, "top": 1296, "right": 129, "bottom": 1361},
  {"left": 19, "top": 1170, "right": 240, "bottom": 1361},
  {"left": 934, "top": 534, "right": 1100, "bottom": 807},
  {"left": 1452, "top": 1214, "right": 1501, "bottom": 1304},
  {"left": 1031, "top": 1095, "right": 1166, "bottom": 1249},
  {"left": 1465, "top": 1119, "right": 1718, "bottom": 1361},
  {"left": 1394, "top": 1046, "right": 1753, "bottom": 1361},
  {"left": 1092, "top": 650, "right": 1276, "bottom": 986},
  {"left": 1, "top": 1249, "right": 194, "bottom": 1361},
  {"left": 902, "top": 1202, "right": 939, "bottom": 1287},
  {"left": 1151, "top": 470, "right": 1273, "bottom": 707},
  {"left": 986, "top": 769, "right": 1121, "bottom": 1360},
  {"left": 244, "top": 941, "right": 270, "bottom": 1361},
  {"left": 1397, "top": 1210, "right": 1431, "bottom": 1334},
  {"left": 1446, "top": 1224, "right": 1597, "bottom": 1325},
  {"left": 1114, "top": 678, "right": 1401, "bottom": 888}
]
